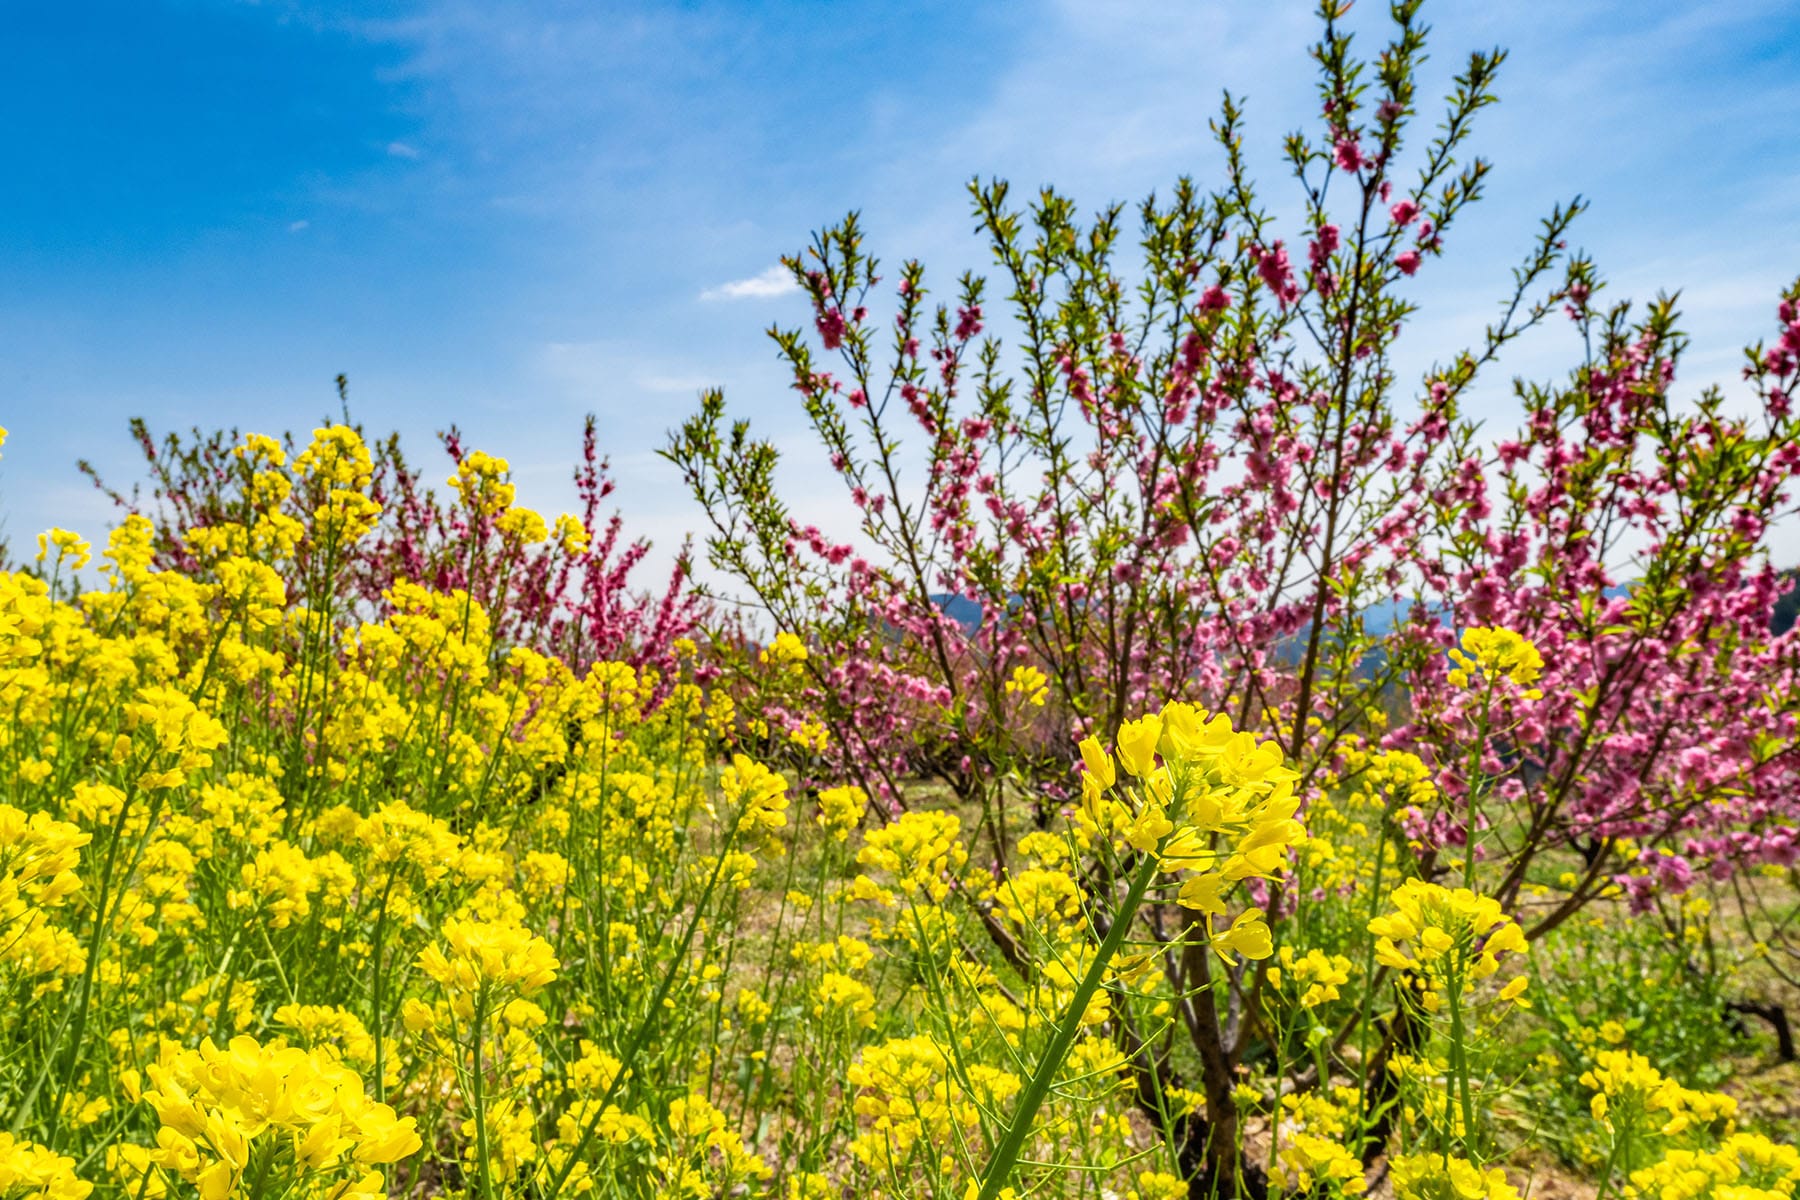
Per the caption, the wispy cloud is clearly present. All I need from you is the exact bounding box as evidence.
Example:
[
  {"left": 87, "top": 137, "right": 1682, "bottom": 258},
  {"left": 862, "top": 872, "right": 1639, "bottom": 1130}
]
[
  {"left": 386, "top": 140, "right": 421, "bottom": 159},
  {"left": 699, "top": 266, "right": 797, "bottom": 302},
  {"left": 535, "top": 340, "right": 721, "bottom": 402},
  {"left": 287, "top": 219, "right": 310, "bottom": 233}
]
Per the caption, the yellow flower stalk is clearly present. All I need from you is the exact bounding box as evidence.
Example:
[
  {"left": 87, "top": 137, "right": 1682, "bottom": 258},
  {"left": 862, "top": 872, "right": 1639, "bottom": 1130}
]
[{"left": 974, "top": 703, "right": 1302, "bottom": 1199}]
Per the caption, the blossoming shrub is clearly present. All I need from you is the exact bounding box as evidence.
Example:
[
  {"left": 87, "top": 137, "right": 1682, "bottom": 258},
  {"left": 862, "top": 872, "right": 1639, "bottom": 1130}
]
[
  {"left": 76, "top": 407, "right": 702, "bottom": 699},
  {"left": 666, "top": 0, "right": 1800, "bottom": 1187}
]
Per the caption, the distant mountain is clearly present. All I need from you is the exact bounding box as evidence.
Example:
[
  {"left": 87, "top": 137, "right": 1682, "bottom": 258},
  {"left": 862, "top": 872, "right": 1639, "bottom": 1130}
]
[
  {"left": 929, "top": 593, "right": 986, "bottom": 636},
  {"left": 913, "top": 574, "right": 1796, "bottom": 662},
  {"left": 1775, "top": 570, "right": 1800, "bottom": 636}
]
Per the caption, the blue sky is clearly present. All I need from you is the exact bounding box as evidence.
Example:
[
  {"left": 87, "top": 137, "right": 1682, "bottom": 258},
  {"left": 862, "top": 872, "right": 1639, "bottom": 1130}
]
[{"left": 3, "top": 0, "right": 1799, "bottom": 578}]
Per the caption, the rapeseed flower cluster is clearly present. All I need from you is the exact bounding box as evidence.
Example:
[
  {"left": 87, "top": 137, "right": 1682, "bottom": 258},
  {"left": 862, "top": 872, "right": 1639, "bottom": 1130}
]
[
  {"left": 0, "top": 805, "right": 90, "bottom": 987},
  {"left": 857, "top": 811, "right": 969, "bottom": 905},
  {"left": 1369, "top": 880, "right": 1530, "bottom": 1006},
  {"left": 847, "top": 1035, "right": 1022, "bottom": 1178},
  {"left": 815, "top": 785, "right": 868, "bottom": 839},
  {"left": 1004, "top": 665, "right": 1049, "bottom": 708},
  {"left": 1573, "top": 1046, "right": 1791, "bottom": 1200},
  {"left": 1581, "top": 1049, "right": 1738, "bottom": 1137},
  {"left": 1447, "top": 627, "right": 1544, "bottom": 699},
  {"left": 1389, "top": 1152, "right": 1522, "bottom": 1200},
  {"left": 0, "top": 1134, "right": 91, "bottom": 1200},
  {"left": 759, "top": 632, "right": 808, "bottom": 667},
  {"left": 1268, "top": 946, "right": 1354, "bottom": 1009},
  {"left": 1629, "top": 1132, "right": 1800, "bottom": 1200},
  {"left": 1274, "top": 1087, "right": 1369, "bottom": 1195},
  {"left": 417, "top": 918, "right": 561, "bottom": 999},
  {"left": 141, "top": 1035, "right": 419, "bottom": 1200},
  {"left": 1076, "top": 702, "right": 1306, "bottom": 961}
]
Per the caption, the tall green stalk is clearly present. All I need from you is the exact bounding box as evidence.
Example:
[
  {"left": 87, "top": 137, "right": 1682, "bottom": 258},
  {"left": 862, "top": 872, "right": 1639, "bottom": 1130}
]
[{"left": 974, "top": 851, "right": 1160, "bottom": 1200}]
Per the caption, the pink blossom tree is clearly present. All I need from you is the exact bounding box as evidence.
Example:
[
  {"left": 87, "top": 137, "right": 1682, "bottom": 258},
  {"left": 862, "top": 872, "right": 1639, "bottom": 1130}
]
[{"left": 667, "top": 0, "right": 1800, "bottom": 1187}]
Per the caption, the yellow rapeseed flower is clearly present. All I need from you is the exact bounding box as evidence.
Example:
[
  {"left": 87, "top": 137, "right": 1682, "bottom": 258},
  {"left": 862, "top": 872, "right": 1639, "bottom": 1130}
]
[
  {"left": 1115, "top": 714, "right": 1163, "bottom": 778},
  {"left": 0, "top": 1132, "right": 91, "bottom": 1200},
  {"left": 142, "top": 1035, "right": 418, "bottom": 1200},
  {"left": 759, "top": 631, "right": 808, "bottom": 667},
  {"left": 1368, "top": 879, "right": 1528, "bottom": 997},
  {"left": 1390, "top": 1152, "right": 1521, "bottom": 1200},
  {"left": 417, "top": 917, "right": 560, "bottom": 997},
  {"left": 35, "top": 530, "right": 91, "bottom": 571},
  {"left": 1004, "top": 664, "right": 1049, "bottom": 707},
  {"left": 1448, "top": 626, "right": 1544, "bottom": 697}
]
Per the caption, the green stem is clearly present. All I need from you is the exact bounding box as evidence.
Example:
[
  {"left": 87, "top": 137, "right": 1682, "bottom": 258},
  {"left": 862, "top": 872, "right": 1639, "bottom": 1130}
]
[
  {"left": 41, "top": 781, "right": 167, "bottom": 1145},
  {"left": 975, "top": 852, "right": 1159, "bottom": 1200},
  {"left": 470, "top": 990, "right": 494, "bottom": 1200},
  {"left": 244, "top": 1138, "right": 278, "bottom": 1200},
  {"left": 369, "top": 872, "right": 400, "bottom": 1105},
  {"left": 1446, "top": 973, "right": 1475, "bottom": 1154},
  {"left": 1354, "top": 818, "right": 1391, "bottom": 1136},
  {"left": 538, "top": 796, "right": 752, "bottom": 1200},
  {"left": 1591, "top": 1124, "right": 1628, "bottom": 1200}
]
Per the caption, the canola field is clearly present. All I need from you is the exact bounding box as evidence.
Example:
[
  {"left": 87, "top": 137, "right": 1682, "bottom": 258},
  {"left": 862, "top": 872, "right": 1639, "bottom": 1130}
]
[{"left": 1, "top": 420, "right": 1797, "bottom": 1200}]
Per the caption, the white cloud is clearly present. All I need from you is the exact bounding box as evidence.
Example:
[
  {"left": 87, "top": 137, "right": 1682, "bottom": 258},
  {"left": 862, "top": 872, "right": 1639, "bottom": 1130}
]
[
  {"left": 699, "top": 266, "right": 797, "bottom": 302},
  {"left": 386, "top": 140, "right": 421, "bottom": 159},
  {"left": 287, "top": 219, "right": 310, "bottom": 233}
]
